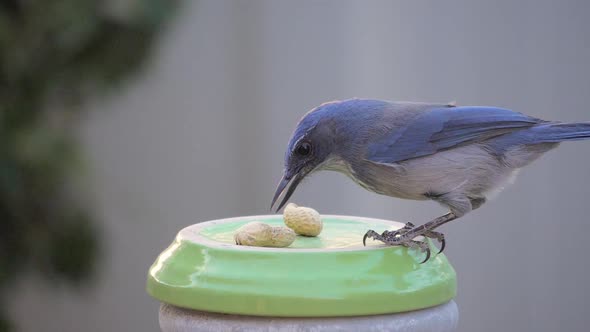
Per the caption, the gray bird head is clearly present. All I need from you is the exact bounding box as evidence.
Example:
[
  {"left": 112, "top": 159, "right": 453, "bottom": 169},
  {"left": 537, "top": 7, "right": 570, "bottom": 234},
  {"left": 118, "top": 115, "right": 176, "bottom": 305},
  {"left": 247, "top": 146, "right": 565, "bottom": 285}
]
[
  {"left": 270, "top": 102, "right": 341, "bottom": 212},
  {"left": 270, "top": 99, "right": 391, "bottom": 211}
]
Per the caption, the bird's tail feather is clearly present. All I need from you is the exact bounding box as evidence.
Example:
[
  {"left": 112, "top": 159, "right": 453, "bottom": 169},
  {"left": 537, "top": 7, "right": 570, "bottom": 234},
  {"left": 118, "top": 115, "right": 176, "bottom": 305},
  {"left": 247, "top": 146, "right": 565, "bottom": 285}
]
[{"left": 528, "top": 122, "right": 590, "bottom": 143}]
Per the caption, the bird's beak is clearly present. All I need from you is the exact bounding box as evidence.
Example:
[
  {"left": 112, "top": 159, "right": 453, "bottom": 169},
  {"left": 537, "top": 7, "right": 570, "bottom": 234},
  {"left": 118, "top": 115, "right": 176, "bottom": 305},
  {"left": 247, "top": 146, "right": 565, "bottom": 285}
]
[{"left": 270, "top": 171, "right": 304, "bottom": 212}]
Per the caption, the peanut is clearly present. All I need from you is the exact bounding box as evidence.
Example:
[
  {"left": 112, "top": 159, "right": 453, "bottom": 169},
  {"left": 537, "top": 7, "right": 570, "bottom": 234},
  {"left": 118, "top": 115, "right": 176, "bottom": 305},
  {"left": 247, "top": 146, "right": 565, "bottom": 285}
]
[
  {"left": 234, "top": 222, "right": 272, "bottom": 246},
  {"left": 234, "top": 222, "right": 296, "bottom": 248},
  {"left": 283, "top": 203, "right": 323, "bottom": 237},
  {"left": 267, "top": 226, "right": 296, "bottom": 247}
]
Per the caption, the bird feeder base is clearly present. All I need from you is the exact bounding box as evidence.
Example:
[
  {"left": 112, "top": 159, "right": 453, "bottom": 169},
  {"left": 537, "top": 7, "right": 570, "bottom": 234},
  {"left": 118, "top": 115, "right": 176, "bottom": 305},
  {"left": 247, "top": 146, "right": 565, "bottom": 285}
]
[{"left": 159, "top": 301, "right": 459, "bottom": 332}]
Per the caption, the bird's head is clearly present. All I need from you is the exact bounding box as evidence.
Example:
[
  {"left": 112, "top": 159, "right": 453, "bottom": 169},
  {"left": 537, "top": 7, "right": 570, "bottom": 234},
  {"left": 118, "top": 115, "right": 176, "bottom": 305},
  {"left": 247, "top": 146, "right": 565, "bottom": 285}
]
[{"left": 270, "top": 102, "right": 342, "bottom": 212}]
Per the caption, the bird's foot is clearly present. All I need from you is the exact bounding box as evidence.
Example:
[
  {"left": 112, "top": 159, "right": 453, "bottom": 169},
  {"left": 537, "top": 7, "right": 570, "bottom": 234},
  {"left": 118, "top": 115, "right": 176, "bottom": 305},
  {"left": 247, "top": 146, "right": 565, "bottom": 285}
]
[
  {"left": 361, "top": 222, "right": 413, "bottom": 245},
  {"left": 363, "top": 224, "right": 432, "bottom": 264},
  {"left": 378, "top": 221, "right": 446, "bottom": 253}
]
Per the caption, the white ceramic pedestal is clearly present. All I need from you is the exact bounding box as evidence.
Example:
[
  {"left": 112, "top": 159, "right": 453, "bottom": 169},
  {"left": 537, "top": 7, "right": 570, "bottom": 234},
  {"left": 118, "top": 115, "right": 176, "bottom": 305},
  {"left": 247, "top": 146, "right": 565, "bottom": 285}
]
[{"left": 159, "top": 301, "right": 459, "bottom": 332}]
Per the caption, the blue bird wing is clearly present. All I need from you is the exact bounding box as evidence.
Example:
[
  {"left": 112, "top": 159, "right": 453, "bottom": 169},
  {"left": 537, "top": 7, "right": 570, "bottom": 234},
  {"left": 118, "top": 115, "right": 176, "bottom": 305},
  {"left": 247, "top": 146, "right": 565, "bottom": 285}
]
[{"left": 366, "top": 106, "right": 543, "bottom": 163}]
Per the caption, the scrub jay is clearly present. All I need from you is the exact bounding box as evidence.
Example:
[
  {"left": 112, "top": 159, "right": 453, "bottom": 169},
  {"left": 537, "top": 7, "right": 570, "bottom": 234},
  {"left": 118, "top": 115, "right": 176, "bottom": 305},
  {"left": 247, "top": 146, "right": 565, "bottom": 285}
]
[{"left": 271, "top": 99, "right": 590, "bottom": 262}]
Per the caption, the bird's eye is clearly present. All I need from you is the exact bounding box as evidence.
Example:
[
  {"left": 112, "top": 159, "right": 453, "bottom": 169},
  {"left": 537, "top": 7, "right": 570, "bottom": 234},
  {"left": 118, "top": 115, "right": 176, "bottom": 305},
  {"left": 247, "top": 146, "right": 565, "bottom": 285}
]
[{"left": 296, "top": 142, "right": 312, "bottom": 156}]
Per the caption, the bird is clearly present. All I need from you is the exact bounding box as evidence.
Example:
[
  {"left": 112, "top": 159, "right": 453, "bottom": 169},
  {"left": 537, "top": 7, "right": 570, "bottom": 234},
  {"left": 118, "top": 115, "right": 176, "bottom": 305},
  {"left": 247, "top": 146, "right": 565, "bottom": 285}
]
[{"left": 270, "top": 98, "right": 590, "bottom": 262}]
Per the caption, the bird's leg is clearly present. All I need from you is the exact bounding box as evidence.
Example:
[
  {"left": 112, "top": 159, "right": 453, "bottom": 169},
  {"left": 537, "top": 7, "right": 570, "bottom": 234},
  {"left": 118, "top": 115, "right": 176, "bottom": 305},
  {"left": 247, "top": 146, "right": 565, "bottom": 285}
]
[
  {"left": 403, "top": 196, "right": 486, "bottom": 251},
  {"left": 363, "top": 195, "right": 481, "bottom": 262},
  {"left": 402, "top": 212, "right": 457, "bottom": 246},
  {"left": 405, "top": 196, "right": 483, "bottom": 255},
  {"left": 390, "top": 222, "right": 414, "bottom": 237}
]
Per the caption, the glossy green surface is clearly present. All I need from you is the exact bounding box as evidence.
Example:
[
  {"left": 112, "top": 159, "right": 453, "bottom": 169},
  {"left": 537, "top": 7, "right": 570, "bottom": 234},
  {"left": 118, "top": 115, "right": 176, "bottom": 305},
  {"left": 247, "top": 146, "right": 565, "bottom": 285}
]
[{"left": 147, "top": 215, "right": 457, "bottom": 317}]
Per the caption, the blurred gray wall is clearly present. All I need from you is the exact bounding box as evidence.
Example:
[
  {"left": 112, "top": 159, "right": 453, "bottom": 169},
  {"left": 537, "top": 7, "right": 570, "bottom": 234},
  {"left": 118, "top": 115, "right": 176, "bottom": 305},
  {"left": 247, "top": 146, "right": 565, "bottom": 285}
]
[{"left": 9, "top": 1, "right": 590, "bottom": 331}]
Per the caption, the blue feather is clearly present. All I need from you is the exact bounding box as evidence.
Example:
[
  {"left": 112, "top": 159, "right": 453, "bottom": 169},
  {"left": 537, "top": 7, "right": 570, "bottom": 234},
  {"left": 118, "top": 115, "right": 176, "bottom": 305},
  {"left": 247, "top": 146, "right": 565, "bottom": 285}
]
[
  {"left": 367, "top": 106, "right": 542, "bottom": 163},
  {"left": 489, "top": 122, "right": 590, "bottom": 153},
  {"left": 526, "top": 122, "right": 590, "bottom": 142}
]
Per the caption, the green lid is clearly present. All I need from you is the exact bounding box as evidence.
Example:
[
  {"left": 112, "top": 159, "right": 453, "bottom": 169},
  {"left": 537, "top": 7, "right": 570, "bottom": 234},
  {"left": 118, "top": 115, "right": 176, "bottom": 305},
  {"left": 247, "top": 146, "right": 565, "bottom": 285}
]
[{"left": 146, "top": 215, "right": 456, "bottom": 317}]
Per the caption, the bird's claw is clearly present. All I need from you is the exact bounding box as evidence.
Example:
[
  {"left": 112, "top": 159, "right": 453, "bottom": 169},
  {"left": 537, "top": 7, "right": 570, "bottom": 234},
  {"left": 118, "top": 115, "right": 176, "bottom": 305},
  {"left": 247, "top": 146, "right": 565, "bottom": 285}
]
[
  {"left": 362, "top": 230, "right": 380, "bottom": 246},
  {"left": 423, "top": 230, "right": 445, "bottom": 254},
  {"left": 407, "top": 240, "right": 431, "bottom": 264},
  {"left": 362, "top": 224, "right": 432, "bottom": 263}
]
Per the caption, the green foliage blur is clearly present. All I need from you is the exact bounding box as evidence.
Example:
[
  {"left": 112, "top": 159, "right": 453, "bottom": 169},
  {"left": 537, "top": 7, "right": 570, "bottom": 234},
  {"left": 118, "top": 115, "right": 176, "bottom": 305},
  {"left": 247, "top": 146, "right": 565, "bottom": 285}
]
[{"left": 0, "top": 1, "right": 177, "bottom": 330}]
